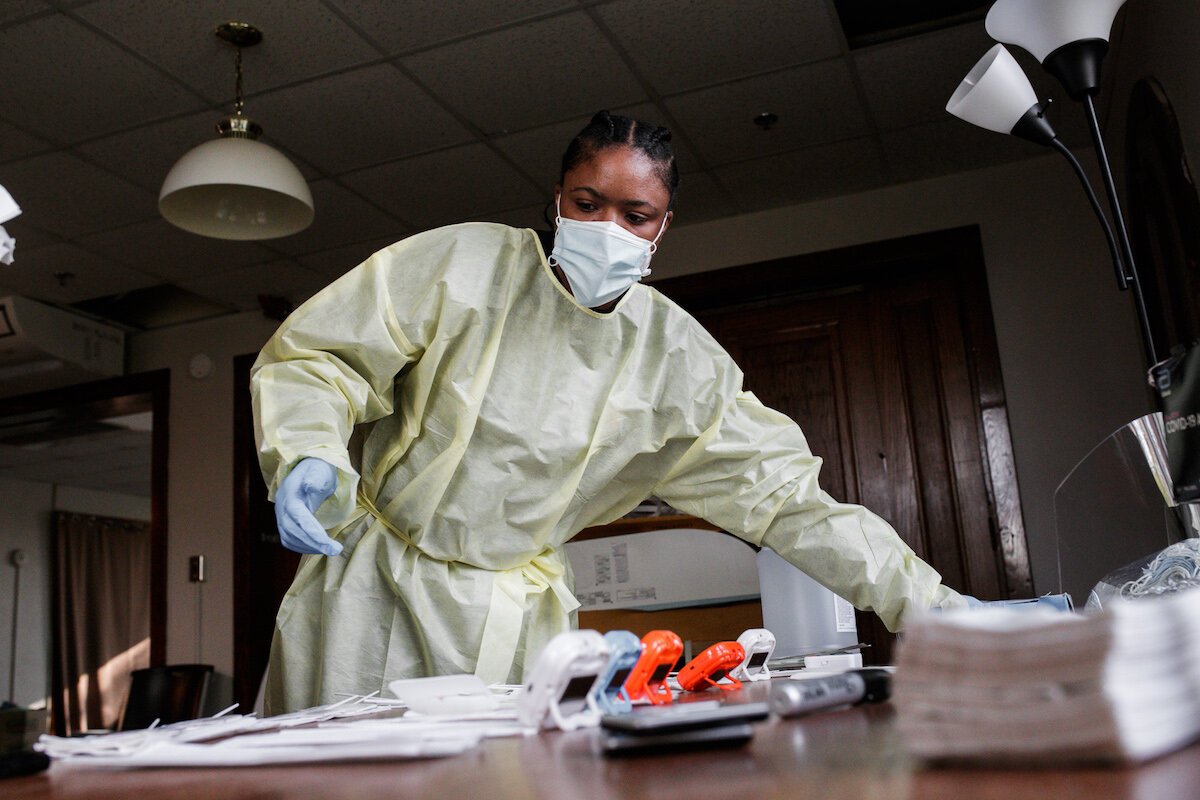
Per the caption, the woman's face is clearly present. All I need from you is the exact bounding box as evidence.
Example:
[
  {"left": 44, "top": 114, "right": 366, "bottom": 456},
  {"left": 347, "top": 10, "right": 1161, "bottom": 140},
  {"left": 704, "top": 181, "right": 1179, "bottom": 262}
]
[{"left": 555, "top": 145, "right": 673, "bottom": 242}]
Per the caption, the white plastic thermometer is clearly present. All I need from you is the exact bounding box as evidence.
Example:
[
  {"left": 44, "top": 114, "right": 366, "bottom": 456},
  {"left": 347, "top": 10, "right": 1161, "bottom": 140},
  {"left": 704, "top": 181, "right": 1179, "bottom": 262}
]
[
  {"left": 730, "top": 627, "right": 776, "bottom": 682},
  {"left": 516, "top": 629, "right": 611, "bottom": 731}
]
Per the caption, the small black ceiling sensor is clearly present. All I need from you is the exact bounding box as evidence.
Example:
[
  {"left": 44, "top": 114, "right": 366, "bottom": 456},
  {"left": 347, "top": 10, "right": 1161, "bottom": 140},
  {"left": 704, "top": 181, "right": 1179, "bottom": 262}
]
[{"left": 753, "top": 112, "right": 779, "bottom": 131}]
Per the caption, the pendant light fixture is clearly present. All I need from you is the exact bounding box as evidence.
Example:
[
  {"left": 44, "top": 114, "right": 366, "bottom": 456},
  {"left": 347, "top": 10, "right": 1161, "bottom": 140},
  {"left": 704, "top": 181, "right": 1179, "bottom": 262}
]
[{"left": 159, "top": 22, "right": 313, "bottom": 241}]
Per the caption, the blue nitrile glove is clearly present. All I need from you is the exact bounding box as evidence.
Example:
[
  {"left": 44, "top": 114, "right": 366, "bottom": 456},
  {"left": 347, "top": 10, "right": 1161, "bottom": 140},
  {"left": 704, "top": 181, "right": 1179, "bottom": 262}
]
[
  {"left": 274, "top": 457, "right": 342, "bottom": 557},
  {"left": 962, "top": 593, "right": 1074, "bottom": 612}
]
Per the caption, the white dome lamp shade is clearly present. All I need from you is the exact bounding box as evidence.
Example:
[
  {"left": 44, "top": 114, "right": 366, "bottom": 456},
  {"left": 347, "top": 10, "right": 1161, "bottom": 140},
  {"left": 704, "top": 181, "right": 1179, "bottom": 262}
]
[
  {"left": 986, "top": 0, "right": 1128, "bottom": 100},
  {"left": 0, "top": 183, "right": 20, "bottom": 225},
  {"left": 159, "top": 22, "right": 313, "bottom": 241},
  {"left": 947, "top": 44, "right": 1057, "bottom": 146},
  {"left": 0, "top": 183, "right": 19, "bottom": 265}
]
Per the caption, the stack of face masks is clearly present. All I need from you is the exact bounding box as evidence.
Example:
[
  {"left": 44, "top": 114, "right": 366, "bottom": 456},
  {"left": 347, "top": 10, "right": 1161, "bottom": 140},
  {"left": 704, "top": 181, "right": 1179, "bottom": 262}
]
[{"left": 892, "top": 588, "right": 1200, "bottom": 765}]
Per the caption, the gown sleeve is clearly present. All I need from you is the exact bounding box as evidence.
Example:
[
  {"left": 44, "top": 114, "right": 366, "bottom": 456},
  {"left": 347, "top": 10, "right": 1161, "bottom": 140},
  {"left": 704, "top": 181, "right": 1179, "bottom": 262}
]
[
  {"left": 651, "top": 369, "right": 964, "bottom": 632},
  {"left": 250, "top": 232, "right": 451, "bottom": 527}
]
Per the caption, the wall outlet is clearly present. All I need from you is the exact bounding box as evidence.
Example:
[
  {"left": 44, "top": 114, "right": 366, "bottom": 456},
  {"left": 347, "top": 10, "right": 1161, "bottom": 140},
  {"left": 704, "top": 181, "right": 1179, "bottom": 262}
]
[{"left": 189, "top": 555, "right": 206, "bottom": 583}]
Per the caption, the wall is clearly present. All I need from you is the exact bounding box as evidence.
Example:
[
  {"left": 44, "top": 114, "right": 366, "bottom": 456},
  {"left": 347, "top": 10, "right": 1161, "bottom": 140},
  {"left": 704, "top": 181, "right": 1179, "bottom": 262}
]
[
  {"left": 127, "top": 311, "right": 280, "bottom": 709},
  {"left": 0, "top": 480, "right": 149, "bottom": 707}
]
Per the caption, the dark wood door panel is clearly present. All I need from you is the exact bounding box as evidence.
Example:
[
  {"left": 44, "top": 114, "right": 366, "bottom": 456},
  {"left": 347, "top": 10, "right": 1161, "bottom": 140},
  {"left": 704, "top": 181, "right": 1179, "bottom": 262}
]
[
  {"left": 668, "top": 228, "right": 1029, "bottom": 665},
  {"left": 729, "top": 317, "right": 856, "bottom": 503}
]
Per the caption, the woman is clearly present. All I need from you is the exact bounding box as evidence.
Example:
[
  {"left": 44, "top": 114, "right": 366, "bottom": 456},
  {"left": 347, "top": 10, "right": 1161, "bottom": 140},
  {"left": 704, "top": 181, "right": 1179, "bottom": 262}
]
[{"left": 252, "top": 111, "right": 968, "bottom": 714}]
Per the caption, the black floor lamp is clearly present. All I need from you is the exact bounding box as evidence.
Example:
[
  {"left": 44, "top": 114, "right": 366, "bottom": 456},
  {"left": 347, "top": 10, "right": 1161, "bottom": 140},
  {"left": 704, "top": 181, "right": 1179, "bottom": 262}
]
[{"left": 946, "top": 0, "right": 1158, "bottom": 367}]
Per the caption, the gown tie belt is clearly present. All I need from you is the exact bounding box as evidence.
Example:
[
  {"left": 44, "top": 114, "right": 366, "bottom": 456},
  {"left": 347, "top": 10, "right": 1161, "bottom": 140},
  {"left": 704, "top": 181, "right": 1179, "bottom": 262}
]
[{"left": 355, "top": 488, "right": 580, "bottom": 685}]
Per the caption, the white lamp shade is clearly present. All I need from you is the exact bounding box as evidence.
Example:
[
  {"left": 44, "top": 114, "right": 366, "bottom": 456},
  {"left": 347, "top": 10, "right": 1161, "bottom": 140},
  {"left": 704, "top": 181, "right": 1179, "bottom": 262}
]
[
  {"left": 159, "top": 137, "right": 313, "bottom": 240},
  {"left": 947, "top": 45, "right": 1039, "bottom": 135},
  {"left": 0, "top": 183, "right": 21, "bottom": 224},
  {"left": 986, "top": 0, "right": 1128, "bottom": 62}
]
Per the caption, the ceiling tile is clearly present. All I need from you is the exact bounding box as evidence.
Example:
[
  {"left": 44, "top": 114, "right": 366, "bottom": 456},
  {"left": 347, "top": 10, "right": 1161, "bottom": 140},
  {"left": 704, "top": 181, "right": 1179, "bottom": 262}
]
[
  {"left": 0, "top": 119, "right": 53, "bottom": 163},
  {"left": 0, "top": 443, "right": 57, "bottom": 469},
  {"left": 251, "top": 64, "right": 475, "bottom": 175},
  {"left": 0, "top": 2, "right": 50, "bottom": 26},
  {"left": 49, "top": 429, "right": 151, "bottom": 458},
  {"left": 1, "top": 219, "right": 59, "bottom": 252},
  {"left": 0, "top": 13, "right": 207, "bottom": 142},
  {"left": 714, "top": 138, "right": 888, "bottom": 212},
  {"left": 1, "top": 152, "right": 157, "bottom": 238},
  {"left": 76, "top": 218, "right": 277, "bottom": 283},
  {"left": 665, "top": 60, "right": 872, "bottom": 167},
  {"left": 326, "top": 0, "right": 573, "bottom": 55},
  {"left": 668, "top": 171, "right": 739, "bottom": 226},
  {"left": 341, "top": 143, "right": 543, "bottom": 230},
  {"left": 0, "top": 242, "right": 158, "bottom": 303},
  {"left": 268, "top": 180, "right": 404, "bottom": 256},
  {"left": 297, "top": 236, "right": 399, "bottom": 279},
  {"left": 403, "top": 12, "right": 645, "bottom": 135},
  {"left": 880, "top": 119, "right": 1042, "bottom": 184},
  {"left": 597, "top": 0, "right": 844, "bottom": 95},
  {"left": 3, "top": 458, "right": 86, "bottom": 484},
  {"left": 492, "top": 102, "right": 701, "bottom": 191},
  {"left": 77, "top": 0, "right": 379, "bottom": 102},
  {"left": 854, "top": 21, "right": 995, "bottom": 131},
  {"left": 54, "top": 462, "right": 150, "bottom": 495},
  {"left": 180, "top": 258, "right": 331, "bottom": 311},
  {"left": 91, "top": 445, "right": 151, "bottom": 469},
  {"left": 74, "top": 110, "right": 228, "bottom": 192}
]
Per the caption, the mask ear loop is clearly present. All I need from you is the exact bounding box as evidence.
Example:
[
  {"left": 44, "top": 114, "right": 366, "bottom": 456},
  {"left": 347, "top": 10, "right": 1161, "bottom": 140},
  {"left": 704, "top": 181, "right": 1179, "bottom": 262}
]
[
  {"left": 640, "top": 212, "right": 670, "bottom": 277},
  {"left": 547, "top": 193, "right": 563, "bottom": 268}
]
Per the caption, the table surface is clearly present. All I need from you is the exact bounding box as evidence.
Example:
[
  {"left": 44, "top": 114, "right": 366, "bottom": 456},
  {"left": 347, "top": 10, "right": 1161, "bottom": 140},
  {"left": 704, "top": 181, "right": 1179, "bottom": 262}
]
[{"left": 7, "top": 680, "right": 1200, "bottom": 800}]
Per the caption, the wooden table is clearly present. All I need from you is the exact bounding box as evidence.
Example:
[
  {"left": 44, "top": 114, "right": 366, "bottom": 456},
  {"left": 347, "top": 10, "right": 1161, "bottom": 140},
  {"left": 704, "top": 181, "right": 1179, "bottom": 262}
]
[{"left": 7, "top": 681, "right": 1200, "bottom": 800}]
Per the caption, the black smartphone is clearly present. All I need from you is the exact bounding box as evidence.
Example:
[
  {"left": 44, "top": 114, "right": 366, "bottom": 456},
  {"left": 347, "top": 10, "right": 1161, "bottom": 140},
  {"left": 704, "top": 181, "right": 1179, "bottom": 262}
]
[
  {"left": 600, "top": 722, "right": 755, "bottom": 756},
  {"left": 600, "top": 701, "right": 770, "bottom": 734}
]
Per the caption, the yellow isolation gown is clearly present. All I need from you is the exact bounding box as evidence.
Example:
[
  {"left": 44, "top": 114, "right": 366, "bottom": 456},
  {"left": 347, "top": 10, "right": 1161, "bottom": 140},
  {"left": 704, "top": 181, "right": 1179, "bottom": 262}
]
[{"left": 252, "top": 222, "right": 965, "bottom": 713}]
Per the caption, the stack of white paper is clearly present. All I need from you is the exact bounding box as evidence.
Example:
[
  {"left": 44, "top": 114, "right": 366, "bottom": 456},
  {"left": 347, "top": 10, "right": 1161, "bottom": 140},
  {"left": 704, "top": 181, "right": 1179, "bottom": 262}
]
[
  {"left": 37, "top": 688, "right": 530, "bottom": 769},
  {"left": 893, "top": 587, "right": 1200, "bottom": 765}
]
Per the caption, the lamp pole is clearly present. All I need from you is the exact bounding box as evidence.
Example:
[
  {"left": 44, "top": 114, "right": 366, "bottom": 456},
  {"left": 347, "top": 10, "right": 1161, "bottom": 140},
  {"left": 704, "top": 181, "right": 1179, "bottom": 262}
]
[{"left": 1081, "top": 94, "right": 1159, "bottom": 366}]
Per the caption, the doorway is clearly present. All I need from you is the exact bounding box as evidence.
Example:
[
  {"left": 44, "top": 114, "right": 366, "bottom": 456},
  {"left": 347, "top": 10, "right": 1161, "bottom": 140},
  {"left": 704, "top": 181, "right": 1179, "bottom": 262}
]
[
  {"left": 654, "top": 226, "right": 1031, "bottom": 664},
  {"left": 232, "top": 353, "right": 300, "bottom": 711},
  {"left": 0, "top": 370, "right": 168, "bottom": 732}
]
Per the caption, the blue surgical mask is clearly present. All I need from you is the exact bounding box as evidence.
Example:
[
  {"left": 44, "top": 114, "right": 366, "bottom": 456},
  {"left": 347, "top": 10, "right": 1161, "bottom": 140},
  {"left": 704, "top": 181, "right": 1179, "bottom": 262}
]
[{"left": 547, "top": 197, "right": 667, "bottom": 309}]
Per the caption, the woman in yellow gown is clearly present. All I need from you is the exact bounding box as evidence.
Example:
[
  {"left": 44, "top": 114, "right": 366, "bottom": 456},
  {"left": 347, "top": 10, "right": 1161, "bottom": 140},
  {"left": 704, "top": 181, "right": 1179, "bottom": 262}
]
[{"left": 252, "top": 112, "right": 966, "bottom": 714}]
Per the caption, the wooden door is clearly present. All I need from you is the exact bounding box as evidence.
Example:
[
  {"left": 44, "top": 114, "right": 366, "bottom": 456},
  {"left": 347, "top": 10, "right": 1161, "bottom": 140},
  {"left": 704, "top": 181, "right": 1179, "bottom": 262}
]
[{"left": 657, "top": 227, "right": 1031, "bottom": 664}]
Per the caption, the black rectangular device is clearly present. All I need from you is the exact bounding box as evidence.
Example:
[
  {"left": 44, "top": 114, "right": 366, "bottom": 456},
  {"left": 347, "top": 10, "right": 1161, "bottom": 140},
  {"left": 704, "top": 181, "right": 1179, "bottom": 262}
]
[
  {"left": 600, "top": 722, "right": 755, "bottom": 756},
  {"left": 600, "top": 701, "right": 770, "bottom": 734}
]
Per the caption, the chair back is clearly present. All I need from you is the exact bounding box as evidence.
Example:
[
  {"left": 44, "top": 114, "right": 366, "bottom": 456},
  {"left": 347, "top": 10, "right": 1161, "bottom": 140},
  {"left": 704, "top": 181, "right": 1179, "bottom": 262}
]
[{"left": 118, "top": 664, "right": 213, "bottom": 731}]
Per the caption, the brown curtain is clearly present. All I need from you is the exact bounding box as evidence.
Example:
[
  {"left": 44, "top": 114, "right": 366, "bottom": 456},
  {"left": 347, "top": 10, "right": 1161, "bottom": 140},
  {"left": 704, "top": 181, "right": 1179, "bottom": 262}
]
[{"left": 51, "top": 511, "right": 151, "bottom": 735}]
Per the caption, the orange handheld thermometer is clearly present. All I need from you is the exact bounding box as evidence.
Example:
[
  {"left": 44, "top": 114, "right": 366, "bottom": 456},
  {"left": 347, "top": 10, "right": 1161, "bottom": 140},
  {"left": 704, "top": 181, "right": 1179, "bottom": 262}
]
[
  {"left": 623, "top": 630, "right": 683, "bottom": 705},
  {"left": 676, "top": 641, "right": 746, "bottom": 692}
]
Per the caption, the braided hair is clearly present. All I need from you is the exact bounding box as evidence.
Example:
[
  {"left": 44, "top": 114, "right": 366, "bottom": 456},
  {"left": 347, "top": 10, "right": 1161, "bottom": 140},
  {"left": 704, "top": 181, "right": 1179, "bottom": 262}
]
[{"left": 558, "top": 110, "right": 681, "bottom": 210}]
